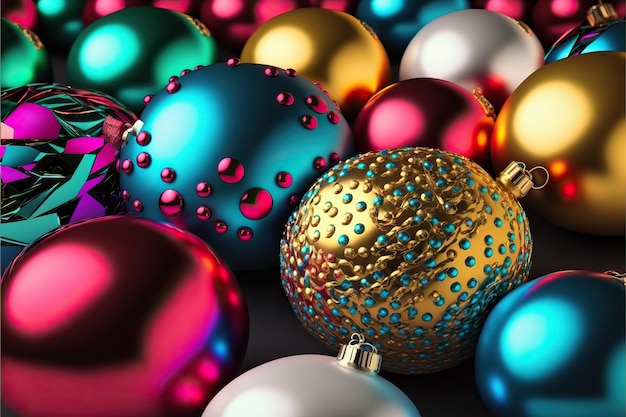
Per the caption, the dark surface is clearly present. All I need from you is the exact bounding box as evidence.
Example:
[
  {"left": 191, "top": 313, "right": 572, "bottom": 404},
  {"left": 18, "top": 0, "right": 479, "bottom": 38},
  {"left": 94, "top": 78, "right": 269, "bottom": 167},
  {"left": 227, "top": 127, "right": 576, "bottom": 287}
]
[{"left": 1, "top": 49, "right": 624, "bottom": 417}]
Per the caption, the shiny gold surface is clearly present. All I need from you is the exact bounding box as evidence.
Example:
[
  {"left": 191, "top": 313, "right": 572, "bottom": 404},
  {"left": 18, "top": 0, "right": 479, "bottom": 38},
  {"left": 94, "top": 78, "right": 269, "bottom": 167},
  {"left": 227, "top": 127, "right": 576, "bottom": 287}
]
[
  {"left": 241, "top": 7, "right": 391, "bottom": 119},
  {"left": 280, "top": 148, "right": 534, "bottom": 374},
  {"left": 491, "top": 52, "right": 626, "bottom": 236}
]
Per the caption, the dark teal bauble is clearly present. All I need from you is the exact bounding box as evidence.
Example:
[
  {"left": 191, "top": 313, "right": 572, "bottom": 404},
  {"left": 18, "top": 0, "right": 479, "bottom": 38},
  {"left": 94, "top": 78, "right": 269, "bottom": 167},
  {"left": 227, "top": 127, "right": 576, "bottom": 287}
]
[
  {"left": 35, "top": 0, "right": 87, "bottom": 51},
  {"left": 475, "top": 270, "right": 625, "bottom": 417},
  {"left": 1, "top": 17, "right": 52, "bottom": 88},
  {"left": 545, "top": 17, "right": 625, "bottom": 63},
  {"left": 356, "top": 0, "right": 470, "bottom": 59},
  {"left": 119, "top": 60, "right": 355, "bottom": 271},
  {"left": 67, "top": 6, "right": 218, "bottom": 113}
]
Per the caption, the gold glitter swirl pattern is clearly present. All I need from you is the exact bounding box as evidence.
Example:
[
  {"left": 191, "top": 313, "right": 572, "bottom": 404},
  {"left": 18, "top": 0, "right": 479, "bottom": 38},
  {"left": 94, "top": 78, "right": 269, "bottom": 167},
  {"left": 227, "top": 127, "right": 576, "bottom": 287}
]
[{"left": 279, "top": 148, "right": 533, "bottom": 374}]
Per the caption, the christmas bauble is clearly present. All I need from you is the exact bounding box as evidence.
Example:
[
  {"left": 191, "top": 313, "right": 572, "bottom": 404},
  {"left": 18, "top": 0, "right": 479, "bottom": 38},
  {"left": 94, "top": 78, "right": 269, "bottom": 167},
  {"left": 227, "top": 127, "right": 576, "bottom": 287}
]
[
  {"left": 544, "top": 2, "right": 625, "bottom": 63},
  {"left": 1, "top": 18, "right": 52, "bottom": 88},
  {"left": 1, "top": 0, "right": 38, "bottom": 30},
  {"left": 114, "top": 60, "right": 354, "bottom": 271},
  {"left": 240, "top": 7, "right": 392, "bottom": 120},
  {"left": 356, "top": 0, "right": 470, "bottom": 60},
  {"left": 530, "top": 0, "right": 626, "bottom": 50},
  {"left": 280, "top": 147, "right": 539, "bottom": 374},
  {"left": 82, "top": 0, "right": 149, "bottom": 26},
  {"left": 491, "top": 51, "right": 625, "bottom": 236},
  {"left": 0, "top": 83, "right": 137, "bottom": 272},
  {"left": 1, "top": 216, "right": 249, "bottom": 417},
  {"left": 353, "top": 78, "right": 495, "bottom": 169},
  {"left": 399, "top": 9, "right": 545, "bottom": 112},
  {"left": 475, "top": 270, "right": 625, "bottom": 417},
  {"left": 202, "top": 334, "right": 421, "bottom": 417},
  {"left": 151, "top": 0, "right": 200, "bottom": 15},
  {"left": 471, "top": 0, "right": 535, "bottom": 21},
  {"left": 34, "top": 0, "right": 87, "bottom": 51},
  {"left": 199, "top": 0, "right": 358, "bottom": 55},
  {"left": 67, "top": 6, "right": 218, "bottom": 113}
]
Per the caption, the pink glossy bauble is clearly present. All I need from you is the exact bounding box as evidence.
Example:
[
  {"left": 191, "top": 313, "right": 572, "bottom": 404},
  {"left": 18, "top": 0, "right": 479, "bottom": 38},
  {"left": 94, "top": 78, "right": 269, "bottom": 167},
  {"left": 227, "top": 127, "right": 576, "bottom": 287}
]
[
  {"left": 353, "top": 78, "right": 495, "bottom": 169},
  {"left": 531, "top": 0, "right": 626, "bottom": 48},
  {"left": 1, "top": 216, "right": 249, "bottom": 417},
  {"left": 1, "top": 0, "right": 38, "bottom": 30},
  {"left": 82, "top": 0, "right": 149, "bottom": 26},
  {"left": 471, "top": 0, "right": 535, "bottom": 20},
  {"left": 198, "top": 0, "right": 357, "bottom": 53}
]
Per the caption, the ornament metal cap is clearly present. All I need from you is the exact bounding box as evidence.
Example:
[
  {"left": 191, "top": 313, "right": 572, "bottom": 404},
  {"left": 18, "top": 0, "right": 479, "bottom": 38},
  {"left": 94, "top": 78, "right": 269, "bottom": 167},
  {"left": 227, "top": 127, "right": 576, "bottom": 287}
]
[
  {"left": 102, "top": 116, "right": 144, "bottom": 148},
  {"left": 586, "top": 1, "right": 618, "bottom": 26},
  {"left": 336, "top": 333, "right": 382, "bottom": 374},
  {"left": 497, "top": 161, "right": 549, "bottom": 199}
]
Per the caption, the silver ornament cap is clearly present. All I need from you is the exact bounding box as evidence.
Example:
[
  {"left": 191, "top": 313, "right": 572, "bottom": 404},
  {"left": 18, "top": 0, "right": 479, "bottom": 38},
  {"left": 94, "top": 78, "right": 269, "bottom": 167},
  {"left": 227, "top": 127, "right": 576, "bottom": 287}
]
[{"left": 337, "top": 333, "right": 382, "bottom": 374}]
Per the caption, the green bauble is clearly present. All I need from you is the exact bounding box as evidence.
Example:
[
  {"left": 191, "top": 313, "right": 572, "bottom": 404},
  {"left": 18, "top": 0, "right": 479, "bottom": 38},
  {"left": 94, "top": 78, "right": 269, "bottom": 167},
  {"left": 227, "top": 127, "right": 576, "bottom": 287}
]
[
  {"left": 35, "top": 0, "right": 87, "bottom": 51},
  {"left": 67, "top": 6, "right": 218, "bottom": 113},
  {"left": 1, "top": 18, "right": 53, "bottom": 88}
]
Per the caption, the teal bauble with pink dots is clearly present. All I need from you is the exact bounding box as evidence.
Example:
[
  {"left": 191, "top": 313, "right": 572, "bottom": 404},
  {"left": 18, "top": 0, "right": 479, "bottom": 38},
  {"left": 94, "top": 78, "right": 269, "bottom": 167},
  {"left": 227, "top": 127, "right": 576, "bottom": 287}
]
[{"left": 117, "top": 59, "right": 355, "bottom": 271}]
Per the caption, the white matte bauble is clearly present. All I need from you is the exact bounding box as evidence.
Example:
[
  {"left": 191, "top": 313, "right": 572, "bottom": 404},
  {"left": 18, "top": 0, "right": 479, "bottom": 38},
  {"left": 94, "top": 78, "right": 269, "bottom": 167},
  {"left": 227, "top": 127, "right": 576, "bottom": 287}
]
[
  {"left": 202, "top": 336, "right": 421, "bottom": 417},
  {"left": 399, "top": 9, "right": 544, "bottom": 111}
]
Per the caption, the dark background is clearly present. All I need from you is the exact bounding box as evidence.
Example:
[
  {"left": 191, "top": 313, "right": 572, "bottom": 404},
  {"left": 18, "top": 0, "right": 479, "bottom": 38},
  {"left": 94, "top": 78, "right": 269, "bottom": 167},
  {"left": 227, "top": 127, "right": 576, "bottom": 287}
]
[{"left": 2, "top": 33, "right": 625, "bottom": 417}]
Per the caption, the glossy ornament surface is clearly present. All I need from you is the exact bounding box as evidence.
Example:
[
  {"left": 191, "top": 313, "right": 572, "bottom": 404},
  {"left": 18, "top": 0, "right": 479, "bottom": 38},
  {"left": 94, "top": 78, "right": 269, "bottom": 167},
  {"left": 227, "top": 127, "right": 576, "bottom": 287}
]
[
  {"left": 353, "top": 78, "right": 495, "bottom": 169},
  {"left": 34, "top": 0, "right": 87, "bottom": 51},
  {"left": 241, "top": 7, "right": 391, "bottom": 120},
  {"left": 1, "top": 0, "right": 38, "bottom": 30},
  {"left": 356, "top": 0, "right": 470, "bottom": 60},
  {"left": 471, "top": 0, "right": 535, "bottom": 20},
  {"left": 1, "top": 216, "right": 249, "bottom": 417},
  {"left": 82, "top": 0, "right": 149, "bottom": 26},
  {"left": 1, "top": 83, "right": 137, "bottom": 272},
  {"left": 530, "top": 0, "right": 625, "bottom": 49},
  {"left": 399, "top": 9, "right": 545, "bottom": 112},
  {"left": 199, "top": 0, "right": 358, "bottom": 54},
  {"left": 117, "top": 61, "right": 354, "bottom": 271},
  {"left": 280, "top": 147, "right": 537, "bottom": 374},
  {"left": 1, "top": 18, "right": 52, "bottom": 88},
  {"left": 202, "top": 334, "right": 421, "bottom": 417},
  {"left": 67, "top": 6, "right": 218, "bottom": 113},
  {"left": 475, "top": 270, "right": 625, "bottom": 417},
  {"left": 544, "top": 2, "right": 625, "bottom": 63},
  {"left": 491, "top": 51, "right": 625, "bottom": 236}
]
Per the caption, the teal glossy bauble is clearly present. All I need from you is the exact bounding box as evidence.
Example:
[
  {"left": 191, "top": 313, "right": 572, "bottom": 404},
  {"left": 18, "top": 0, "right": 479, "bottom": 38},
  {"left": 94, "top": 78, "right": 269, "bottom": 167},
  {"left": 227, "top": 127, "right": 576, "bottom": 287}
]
[
  {"left": 1, "top": 18, "right": 52, "bottom": 88},
  {"left": 475, "top": 270, "right": 625, "bottom": 417},
  {"left": 118, "top": 60, "right": 355, "bottom": 271},
  {"left": 35, "top": 0, "right": 87, "bottom": 51},
  {"left": 67, "top": 6, "right": 218, "bottom": 113}
]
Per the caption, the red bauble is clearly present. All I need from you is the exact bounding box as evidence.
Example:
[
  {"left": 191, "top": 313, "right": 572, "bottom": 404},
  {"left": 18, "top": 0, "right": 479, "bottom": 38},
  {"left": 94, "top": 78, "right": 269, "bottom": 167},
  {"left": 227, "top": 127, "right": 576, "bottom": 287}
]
[
  {"left": 198, "top": 0, "right": 357, "bottom": 53},
  {"left": 151, "top": 0, "right": 201, "bottom": 16},
  {"left": 471, "top": 0, "right": 535, "bottom": 20},
  {"left": 353, "top": 78, "right": 495, "bottom": 169},
  {"left": 1, "top": 0, "right": 37, "bottom": 30},
  {"left": 1, "top": 216, "right": 249, "bottom": 417},
  {"left": 83, "top": 0, "right": 150, "bottom": 26},
  {"left": 531, "top": 0, "right": 626, "bottom": 48}
]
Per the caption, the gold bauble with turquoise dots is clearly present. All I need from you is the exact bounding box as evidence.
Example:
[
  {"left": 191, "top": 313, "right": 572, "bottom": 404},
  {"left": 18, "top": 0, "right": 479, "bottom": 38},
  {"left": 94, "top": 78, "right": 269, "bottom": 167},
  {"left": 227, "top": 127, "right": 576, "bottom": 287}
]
[{"left": 280, "top": 147, "right": 537, "bottom": 374}]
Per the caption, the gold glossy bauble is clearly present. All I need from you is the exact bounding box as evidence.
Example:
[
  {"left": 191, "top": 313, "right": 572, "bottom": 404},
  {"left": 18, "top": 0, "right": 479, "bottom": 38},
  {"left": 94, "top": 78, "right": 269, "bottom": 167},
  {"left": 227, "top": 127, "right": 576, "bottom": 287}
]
[
  {"left": 241, "top": 7, "right": 392, "bottom": 120},
  {"left": 491, "top": 51, "right": 626, "bottom": 236},
  {"left": 280, "top": 148, "right": 535, "bottom": 374}
]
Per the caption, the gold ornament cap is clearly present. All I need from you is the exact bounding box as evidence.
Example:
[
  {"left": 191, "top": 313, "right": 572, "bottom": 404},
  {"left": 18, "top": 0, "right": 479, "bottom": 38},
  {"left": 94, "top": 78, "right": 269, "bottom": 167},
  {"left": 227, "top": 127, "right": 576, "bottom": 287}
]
[
  {"left": 587, "top": 1, "right": 618, "bottom": 26},
  {"left": 337, "top": 333, "right": 382, "bottom": 374},
  {"left": 497, "top": 161, "right": 549, "bottom": 199}
]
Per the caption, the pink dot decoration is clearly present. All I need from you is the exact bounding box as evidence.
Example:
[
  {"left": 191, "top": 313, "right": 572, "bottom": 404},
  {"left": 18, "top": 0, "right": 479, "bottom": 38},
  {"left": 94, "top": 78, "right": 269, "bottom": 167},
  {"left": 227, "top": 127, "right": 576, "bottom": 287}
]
[
  {"left": 159, "top": 189, "right": 184, "bottom": 218},
  {"left": 218, "top": 158, "right": 245, "bottom": 183},
  {"left": 239, "top": 188, "right": 273, "bottom": 220}
]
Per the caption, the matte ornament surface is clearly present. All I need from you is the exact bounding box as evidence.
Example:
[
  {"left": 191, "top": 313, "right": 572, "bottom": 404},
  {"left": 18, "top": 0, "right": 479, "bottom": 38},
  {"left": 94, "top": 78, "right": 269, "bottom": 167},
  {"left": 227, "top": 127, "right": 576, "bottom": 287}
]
[
  {"left": 544, "top": 17, "right": 625, "bottom": 63},
  {"left": 491, "top": 52, "right": 625, "bottom": 236},
  {"left": 475, "top": 270, "right": 625, "bottom": 417},
  {"left": 1, "top": 216, "right": 249, "bottom": 417},
  {"left": 119, "top": 61, "right": 354, "bottom": 271},
  {"left": 240, "top": 7, "right": 392, "bottom": 119},
  {"left": 67, "top": 6, "right": 218, "bottom": 113},
  {"left": 202, "top": 354, "right": 421, "bottom": 417},
  {"left": 353, "top": 78, "right": 495, "bottom": 169},
  {"left": 1, "top": 17, "right": 52, "bottom": 88},
  {"left": 399, "top": 9, "right": 545, "bottom": 112},
  {"left": 280, "top": 147, "right": 533, "bottom": 374}
]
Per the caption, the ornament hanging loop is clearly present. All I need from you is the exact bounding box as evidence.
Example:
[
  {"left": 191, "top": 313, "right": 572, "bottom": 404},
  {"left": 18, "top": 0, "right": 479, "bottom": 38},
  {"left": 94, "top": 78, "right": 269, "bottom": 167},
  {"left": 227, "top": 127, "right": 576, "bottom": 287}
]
[
  {"left": 497, "top": 161, "right": 549, "bottom": 198},
  {"left": 337, "top": 333, "right": 382, "bottom": 374}
]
